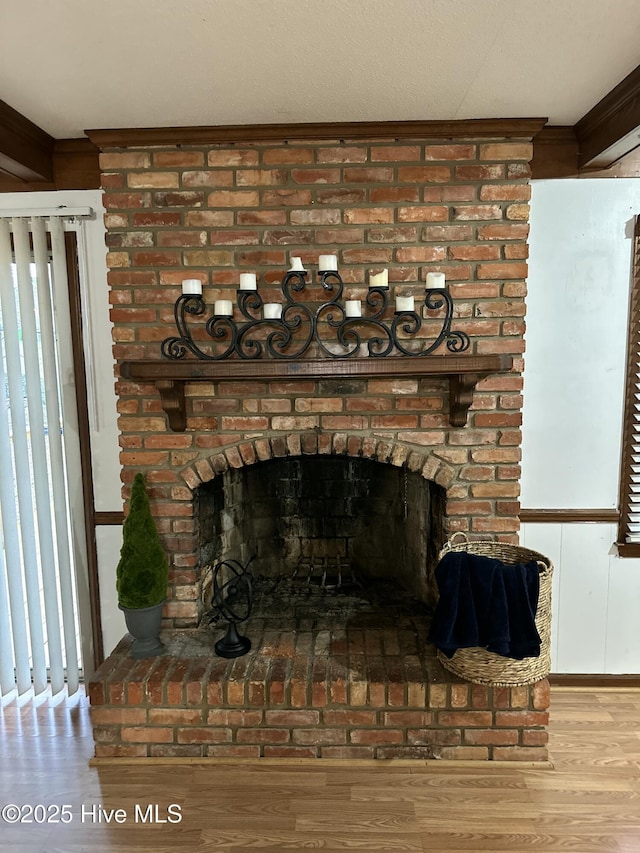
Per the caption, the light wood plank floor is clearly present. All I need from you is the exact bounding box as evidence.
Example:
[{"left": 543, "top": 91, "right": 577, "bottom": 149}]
[{"left": 1, "top": 688, "right": 639, "bottom": 852}]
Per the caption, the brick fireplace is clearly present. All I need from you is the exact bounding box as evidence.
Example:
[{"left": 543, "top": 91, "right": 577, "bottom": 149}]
[{"left": 88, "top": 125, "right": 550, "bottom": 761}]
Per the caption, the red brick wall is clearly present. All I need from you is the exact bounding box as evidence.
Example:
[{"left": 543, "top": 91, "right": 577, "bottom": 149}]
[{"left": 101, "top": 135, "right": 531, "bottom": 627}]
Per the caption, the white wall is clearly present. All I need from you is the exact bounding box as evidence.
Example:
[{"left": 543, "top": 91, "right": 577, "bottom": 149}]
[
  {"left": 522, "top": 179, "right": 640, "bottom": 674},
  {"left": 0, "top": 190, "right": 124, "bottom": 657},
  {"left": 520, "top": 522, "right": 640, "bottom": 674},
  {"left": 95, "top": 527, "right": 124, "bottom": 656}
]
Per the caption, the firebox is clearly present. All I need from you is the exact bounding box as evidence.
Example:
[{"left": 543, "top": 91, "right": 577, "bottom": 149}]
[{"left": 196, "top": 455, "right": 447, "bottom": 611}]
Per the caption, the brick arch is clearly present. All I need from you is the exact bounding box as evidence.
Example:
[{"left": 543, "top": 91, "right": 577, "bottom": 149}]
[{"left": 178, "top": 431, "right": 455, "bottom": 497}]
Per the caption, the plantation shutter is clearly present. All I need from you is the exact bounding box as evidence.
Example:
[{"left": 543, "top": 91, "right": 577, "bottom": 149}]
[{"left": 618, "top": 215, "right": 640, "bottom": 551}]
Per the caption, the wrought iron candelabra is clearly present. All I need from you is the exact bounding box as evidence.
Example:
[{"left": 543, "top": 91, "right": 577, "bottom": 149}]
[{"left": 161, "top": 259, "right": 470, "bottom": 361}]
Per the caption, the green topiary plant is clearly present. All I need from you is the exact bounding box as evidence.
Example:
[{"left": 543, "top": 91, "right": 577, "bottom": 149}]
[{"left": 116, "top": 472, "right": 169, "bottom": 610}]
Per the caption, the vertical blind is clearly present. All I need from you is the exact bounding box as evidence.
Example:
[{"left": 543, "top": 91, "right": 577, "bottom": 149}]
[
  {"left": 619, "top": 215, "right": 640, "bottom": 546},
  {"left": 0, "top": 214, "right": 87, "bottom": 696}
]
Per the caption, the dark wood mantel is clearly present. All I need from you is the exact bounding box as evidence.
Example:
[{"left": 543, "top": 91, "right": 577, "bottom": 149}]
[{"left": 119, "top": 354, "right": 513, "bottom": 432}]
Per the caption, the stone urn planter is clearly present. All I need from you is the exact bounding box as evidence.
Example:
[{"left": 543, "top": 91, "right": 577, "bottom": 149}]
[{"left": 118, "top": 600, "right": 166, "bottom": 659}]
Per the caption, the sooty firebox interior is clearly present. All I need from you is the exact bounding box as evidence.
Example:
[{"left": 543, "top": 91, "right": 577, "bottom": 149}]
[{"left": 196, "top": 457, "right": 446, "bottom": 612}]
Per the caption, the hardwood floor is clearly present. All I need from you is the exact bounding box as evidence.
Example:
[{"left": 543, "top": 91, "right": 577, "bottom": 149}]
[{"left": 0, "top": 687, "right": 639, "bottom": 852}]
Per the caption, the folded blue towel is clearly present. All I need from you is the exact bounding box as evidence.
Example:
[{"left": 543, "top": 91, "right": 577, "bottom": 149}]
[{"left": 428, "top": 551, "right": 541, "bottom": 660}]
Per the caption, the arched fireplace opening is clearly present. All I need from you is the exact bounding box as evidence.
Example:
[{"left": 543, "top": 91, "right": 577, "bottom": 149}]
[{"left": 195, "top": 455, "right": 447, "bottom": 616}]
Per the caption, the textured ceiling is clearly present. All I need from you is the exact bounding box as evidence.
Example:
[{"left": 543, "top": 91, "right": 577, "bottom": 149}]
[{"left": 1, "top": 0, "right": 639, "bottom": 138}]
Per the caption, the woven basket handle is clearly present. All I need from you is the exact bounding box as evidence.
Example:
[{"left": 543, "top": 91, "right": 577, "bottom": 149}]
[{"left": 441, "top": 532, "right": 469, "bottom": 552}]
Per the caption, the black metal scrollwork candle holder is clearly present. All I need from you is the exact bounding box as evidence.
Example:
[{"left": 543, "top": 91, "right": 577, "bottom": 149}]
[{"left": 161, "top": 262, "right": 470, "bottom": 361}]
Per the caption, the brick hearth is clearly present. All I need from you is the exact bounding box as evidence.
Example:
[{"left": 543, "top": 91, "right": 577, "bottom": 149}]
[{"left": 89, "top": 618, "right": 550, "bottom": 762}]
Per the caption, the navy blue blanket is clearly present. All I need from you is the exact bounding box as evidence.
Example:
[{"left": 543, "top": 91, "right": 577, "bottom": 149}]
[{"left": 428, "top": 551, "right": 541, "bottom": 659}]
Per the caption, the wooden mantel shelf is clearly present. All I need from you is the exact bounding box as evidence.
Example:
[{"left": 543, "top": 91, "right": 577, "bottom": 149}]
[{"left": 120, "top": 355, "right": 513, "bottom": 432}]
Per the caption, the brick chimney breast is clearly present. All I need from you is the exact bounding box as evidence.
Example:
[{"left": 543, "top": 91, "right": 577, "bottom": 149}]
[{"left": 104, "top": 135, "right": 531, "bottom": 625}]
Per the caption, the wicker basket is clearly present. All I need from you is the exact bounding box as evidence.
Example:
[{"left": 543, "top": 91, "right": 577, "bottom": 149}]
[{"left": 434, "top": 534, "right": 553, "bottom": 687}]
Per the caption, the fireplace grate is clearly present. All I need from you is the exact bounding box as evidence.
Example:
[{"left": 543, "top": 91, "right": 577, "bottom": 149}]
[
  {"left": 291, "top": 556, "right": 362, "bottom": 593},
  {"left": 201, "top": 556, "right": 433, "bottom": 625},
  {"left": 252, "top": 558, "right": 363, "bottom": 611}
]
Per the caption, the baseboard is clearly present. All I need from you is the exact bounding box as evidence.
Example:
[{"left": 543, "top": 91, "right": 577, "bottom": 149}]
[
  {"left": 550, "top": 673, "right": 640, "bottom": 688},
  {"left": 89, "top": 756, "right": 554, "bottom": 769}
]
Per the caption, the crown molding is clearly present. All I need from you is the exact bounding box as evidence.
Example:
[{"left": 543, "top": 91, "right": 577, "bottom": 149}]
[{"left": 85, "top": 118, "right": 548, "bottom": 149}]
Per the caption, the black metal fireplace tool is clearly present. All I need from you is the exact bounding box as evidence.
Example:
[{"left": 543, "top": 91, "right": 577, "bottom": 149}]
[{"left": 207, "top": 558, "right": 254, "bottom": 658}]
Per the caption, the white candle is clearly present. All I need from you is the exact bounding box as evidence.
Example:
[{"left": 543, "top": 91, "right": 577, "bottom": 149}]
[
  {"left": 395, "top": 295, "right": 415, "bottom": 313},
  {"left": 426, "top": 272, "right": 446, "bottom": 290},
  {"left": 239, "top": 273, "right": 257, "bottom": 290},
  {"left": 289, "top": 257, "right": 305, "bottom": 272},
  {"left": 214, "top": 299, "right": 233, "bottom": 316},
  {"left": 318, "top": 254, "right": 338, "bottom": 272},
  {"left": 264, "top": 303, "right": 283, "bottom": 320},
  {"left": 182, "top": 278, "right": 202, "bottom": 295},
  {"left": 345, "top": 300, "right": 362, "bottom": 318},
  {"left": 369, "top": 269, "right": 388, "bottom": 289}
]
